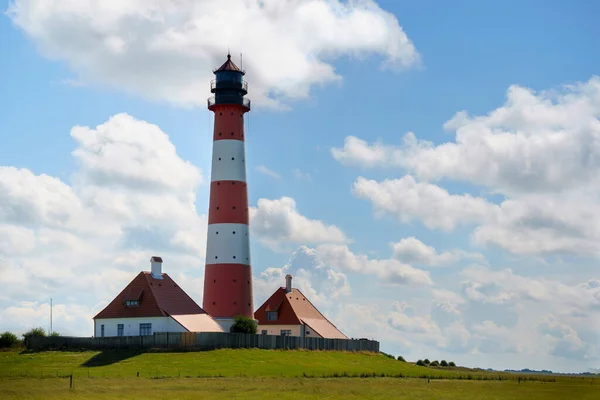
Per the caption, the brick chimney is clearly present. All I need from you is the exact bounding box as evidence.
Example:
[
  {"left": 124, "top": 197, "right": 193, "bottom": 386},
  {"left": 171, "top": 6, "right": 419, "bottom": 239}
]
[{"left": 285, "top": 274, "right": 292, "bottom": 293}]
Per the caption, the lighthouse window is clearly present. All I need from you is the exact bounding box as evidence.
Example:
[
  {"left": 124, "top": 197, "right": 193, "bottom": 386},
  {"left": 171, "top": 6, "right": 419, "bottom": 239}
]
[
  {"left": 218, "top": 157, "right": 221, "bottom": 160},
  {"left": 232, "top": 206, "right": 236, "bottom": 210},
  {"left": 219, "top": 132, "right": 222, "bottom": 136},
  {"left": 231, "top": 157, "right": 235, "bottom": 160},
  {"left": 231, "top": 132, "right": 234, "bottom": 136},
  {"left": 233, "top": 256, "right": 236, "bottom": 259},
  {"left": 215, "top": 256, "right": 218, "bottom": 259},
  {"left": 233, "top": 231, "right": 236, "bottom": 234}
]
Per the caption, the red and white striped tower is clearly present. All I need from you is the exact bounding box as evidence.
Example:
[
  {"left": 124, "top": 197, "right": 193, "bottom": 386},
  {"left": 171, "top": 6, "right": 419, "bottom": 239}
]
[{"left": 203, "top": 54, "right": 253, "bottom": 330}]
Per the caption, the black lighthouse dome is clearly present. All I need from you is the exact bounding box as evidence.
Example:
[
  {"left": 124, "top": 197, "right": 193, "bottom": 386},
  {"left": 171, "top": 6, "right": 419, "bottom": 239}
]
[{"left": 209, "top": 54, "right": 250, "bottom": 111}]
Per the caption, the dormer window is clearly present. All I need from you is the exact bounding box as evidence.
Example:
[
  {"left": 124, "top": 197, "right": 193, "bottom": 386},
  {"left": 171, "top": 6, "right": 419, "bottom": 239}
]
[
  {"left": 266, "top": 311, "right": 277, "bottom": 321},
  {"left": 125, "top": 300, "right": 139, "bottom": 307}
]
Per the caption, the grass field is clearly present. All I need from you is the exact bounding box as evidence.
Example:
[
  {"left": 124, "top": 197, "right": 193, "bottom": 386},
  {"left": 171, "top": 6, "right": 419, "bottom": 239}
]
[
  {"left": 0, "top": 348, "right": 517, "bottom": 379},
  {"left": 0, "top": 349, "right": 597, "bottom": 399}
]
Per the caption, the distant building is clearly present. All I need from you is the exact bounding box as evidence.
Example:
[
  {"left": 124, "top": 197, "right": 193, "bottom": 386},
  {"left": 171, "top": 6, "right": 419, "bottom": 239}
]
[
  {"left": 93, "top": 256, "right": 223, "bottom": 337},
  {"left": 255, "top": 275, "right": 348, "bottom": 339}
]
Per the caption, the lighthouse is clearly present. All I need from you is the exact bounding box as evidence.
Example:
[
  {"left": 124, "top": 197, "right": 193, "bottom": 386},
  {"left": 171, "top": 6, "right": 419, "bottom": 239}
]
[{"left": 203, "top": 54, "right": 254, "bottom": 331}]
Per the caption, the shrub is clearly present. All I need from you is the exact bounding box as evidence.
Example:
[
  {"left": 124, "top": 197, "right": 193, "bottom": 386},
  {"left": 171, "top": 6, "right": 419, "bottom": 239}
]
[
  {"left": 416, "top": 359, "right": 426, "bottom": 366},
  {"left": 23, "top": 327, "right": 46, "bottom": 339},
  {"left": 397, "top": 356, "right": 406, "bottom": 362},
  {"left": 0, "top": 332, "right": 20, "bottom": 348},
  {"left": 229, "top": 316, "right": 257, "bottom": 334},
  {"left": 449, "top": 361, "right": 456, "bottom": 367},
  {"left": 430, "top": 360, "right": 440, "bottom": 367},
  {"left": 440, "top": 360, "right": 448, "bottom": 367},
  {"left": 423, "top": 358, "right": 431, "bottom": 365},
  {"left": 381, "top": 352, "right": 395, "bottom": 359},
  {"left": 49, "top": 331, "right": 60, "bottom": 337}
]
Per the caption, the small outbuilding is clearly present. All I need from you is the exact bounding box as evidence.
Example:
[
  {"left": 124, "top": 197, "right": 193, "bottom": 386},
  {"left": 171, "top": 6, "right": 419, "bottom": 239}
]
[
  {"left": 93, "top": 256, "right": 223, "bottom": 337},
  {"left": 255, "top": 274, "right": 348, "bottom": 339}
]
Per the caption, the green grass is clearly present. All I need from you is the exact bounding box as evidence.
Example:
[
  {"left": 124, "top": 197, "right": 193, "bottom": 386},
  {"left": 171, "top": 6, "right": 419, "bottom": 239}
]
[
  {"left": 0, "top": 349, "right": 597, "bottom": 399},
  {"left": 1, "top": 377, "right": 598, "bottom": 400},
  {"left": 0, "top": 348, "right": 513, "bottom": 379}
]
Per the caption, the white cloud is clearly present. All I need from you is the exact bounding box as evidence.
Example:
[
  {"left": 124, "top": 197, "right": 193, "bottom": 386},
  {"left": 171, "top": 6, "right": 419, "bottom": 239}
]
[
  {"left": 8, "top": 0, "right": 419, "bottom": 108},
  {"left": 333, "top": 77, "right": 600, "bottom": 257},
  {"left": 0, "top": 113, "right": 207, "bottom": 335},
  {"left": 254, "top": 246, "right": 351, "bottom": 311},
  {"left": 353, "top": 175, "right": 499, "bottom": 231},
  {"left": 331, "top": 76, "right": 600, "bottom": 195},
  {"left": 71, "top": 113, "right": 202, "bottom": 193},
  {"left": 255, "top": 165, "right": 281, "bottom": 180},
  {"left": 391, "top": 236, "right": 483, "bottom": 266},
  {"left": 250, "top": 197, "right": 347, "bottom": 251},
  {"left": 0, "top": 301, "right": 93, "bottom": 337},
  {"left": 293, "top": 168, "right": 312, "bottom": 181},
  {"left": 539, "top": 315, "right": 594, "bottom": 360},
  {"left": 316, "top": 244, "right": 432, "bottom": 286}
]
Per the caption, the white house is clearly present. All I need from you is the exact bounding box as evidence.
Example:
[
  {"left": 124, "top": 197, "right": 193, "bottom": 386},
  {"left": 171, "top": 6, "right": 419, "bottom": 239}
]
[{"left": 93, "top": 256, "right": 223, "bottom": 337}]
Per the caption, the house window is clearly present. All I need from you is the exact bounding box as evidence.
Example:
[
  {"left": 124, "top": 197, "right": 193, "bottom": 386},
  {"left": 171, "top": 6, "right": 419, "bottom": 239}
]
[
  {"left": 139, "top": 323, "right": 152, "bottom": 336},
  {"left": 117, "top": 324, "right": 124, "bottom": 337},
  {"left": 261, "top": 330, "right": 267, "bottom": 335},
  {"left": 100, "top": 324, "right": 105, "bottom": 337},
  {"left": 125, "top": 300, "right": 139, "bottom": 307},
  {"left": 266, "top": 311, "right": 277, "bottom": 321},
  {"left": 280, "top": 330, "right": 292, "bottom": 336}
]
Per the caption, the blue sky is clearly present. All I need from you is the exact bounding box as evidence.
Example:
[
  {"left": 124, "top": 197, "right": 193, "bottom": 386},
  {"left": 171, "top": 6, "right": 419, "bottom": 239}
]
[{"left": 1, "top": 0, "right": 600, "bottom": 373}]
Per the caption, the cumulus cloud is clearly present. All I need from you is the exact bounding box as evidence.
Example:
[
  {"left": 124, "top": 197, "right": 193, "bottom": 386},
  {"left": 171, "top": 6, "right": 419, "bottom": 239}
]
[
  {"left": 8, "top": 0, "right": 419, "bottom": 108},
  {"left": 250, "top": 197, "right": 347, "bottom": 251},
  {"left": 353, "top": 175, "right": 499, "bottom": 231},
  {"left": 391, "top": 236, "right": 483, "bottom": 266},
  {"left": 0, "top": 113, "right": 209, "bottom": 335},
  {"left": 332, "top": 76, "right": 600, "bottom": 194},
  {"left": 539, "top": 315, "right": 594, "bottom": 360},
  {"left": 254, "top": 246, "right": 351, "bottom": 311},
  {"left": 333, "top": 77, "right": 600, "bottom": 258},
  {"left": 316, "top": 243, "right": 432, "bottom": 286}
]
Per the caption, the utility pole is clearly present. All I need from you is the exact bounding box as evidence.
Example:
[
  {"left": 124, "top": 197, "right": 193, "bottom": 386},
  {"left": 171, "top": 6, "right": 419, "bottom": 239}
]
[{"left": 50, "top": 298, "right": 52, "bottom": 335}]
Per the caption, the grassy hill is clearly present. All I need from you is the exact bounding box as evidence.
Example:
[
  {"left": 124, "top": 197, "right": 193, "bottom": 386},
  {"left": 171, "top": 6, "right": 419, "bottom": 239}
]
[
  {"left": 0, "top": 349, "right": 598, "bottom": 399},
  {"left": 1, "top": 348, "right": 495, "bottom": 379}
]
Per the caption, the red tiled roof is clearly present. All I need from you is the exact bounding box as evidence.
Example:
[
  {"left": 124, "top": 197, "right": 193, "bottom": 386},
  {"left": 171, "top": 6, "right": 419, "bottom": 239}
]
[
  {"left": 255, "top": 287, "right": 348, "bottom": 339},
  {"left": 93, "top": 272, "right": 206, "bottom": 319},
  {"left": 214, "top": 54, "right": 243, "bottom": 73}
]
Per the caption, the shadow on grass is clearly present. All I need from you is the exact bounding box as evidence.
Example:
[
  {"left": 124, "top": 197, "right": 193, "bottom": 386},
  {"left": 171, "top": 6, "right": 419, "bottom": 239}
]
[{"left": 81, "top": 350, "right": 143, "bottom": 367}]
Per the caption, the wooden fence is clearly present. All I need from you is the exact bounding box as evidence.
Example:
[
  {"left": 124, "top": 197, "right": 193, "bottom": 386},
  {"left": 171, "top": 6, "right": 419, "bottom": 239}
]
[{"left": 27, "top": 332, "right": 379, "bottom": 353}]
